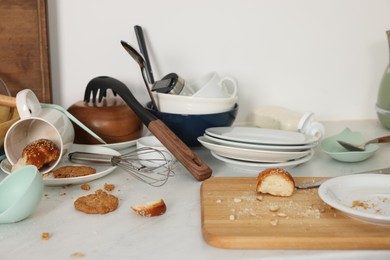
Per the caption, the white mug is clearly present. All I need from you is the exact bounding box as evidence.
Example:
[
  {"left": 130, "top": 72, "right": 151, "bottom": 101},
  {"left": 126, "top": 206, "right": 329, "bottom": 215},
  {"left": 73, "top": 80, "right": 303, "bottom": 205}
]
[
  {"left": 4, "top": 89, "right": 75, "bottom": 173},
  {"left": 187, "top": 72, "right": 238, "bottom": 98}
]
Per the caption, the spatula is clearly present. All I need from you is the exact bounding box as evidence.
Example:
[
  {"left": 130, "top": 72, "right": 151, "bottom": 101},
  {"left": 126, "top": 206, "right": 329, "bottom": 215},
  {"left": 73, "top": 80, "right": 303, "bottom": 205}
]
[{"left": 337, "top": 135, "right": 390, "bottom": 151}]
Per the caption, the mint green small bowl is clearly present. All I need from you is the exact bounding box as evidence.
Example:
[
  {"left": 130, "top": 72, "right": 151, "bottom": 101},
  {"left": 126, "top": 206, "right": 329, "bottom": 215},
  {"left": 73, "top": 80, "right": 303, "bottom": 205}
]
[
  {"left": 320, "top": 128, "right": 379, "bottom": 162},
  {"left": 0, "top": 166, "right": 43, "bottom": 223}
]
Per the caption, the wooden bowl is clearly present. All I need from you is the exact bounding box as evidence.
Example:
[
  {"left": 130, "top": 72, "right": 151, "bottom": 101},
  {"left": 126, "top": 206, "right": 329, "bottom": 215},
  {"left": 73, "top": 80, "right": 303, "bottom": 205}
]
[{"left": 67, "top": 97, "right": 143, "bottom": 144}]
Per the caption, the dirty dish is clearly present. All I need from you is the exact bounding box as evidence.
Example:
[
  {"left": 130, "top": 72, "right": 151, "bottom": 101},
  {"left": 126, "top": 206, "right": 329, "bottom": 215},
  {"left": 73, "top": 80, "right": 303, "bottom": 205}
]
[
  {"left": 1, "top": 144, "right": 120, "bottom": 186},
  {"left": 320, "top": 128, "right": 379, "bottom": 162},
  {"left": 0, "top": 165, "right": 43, "bottom": 223},
  {"left": 206, "top": 127, "right": 319, "bottom": 146},
  {"left": 198, "top": 136, "right": 311, "bottom": 163},
  {"left": 146, "top": 103, "right": 238, "bottom": 146},
  {"left": 318, "top": 174, "right": 390, "bottom": 225},
  {"left": 210, "top": 150, "right": 313, "bottom": 173}
]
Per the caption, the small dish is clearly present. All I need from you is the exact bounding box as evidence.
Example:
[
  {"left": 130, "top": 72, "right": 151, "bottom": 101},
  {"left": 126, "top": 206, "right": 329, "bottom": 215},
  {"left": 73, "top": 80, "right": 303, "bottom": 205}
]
[
  {"left": 1, "top": 144, "right": 120, "bottom": 186},
  {"left": 320, "top": 128, "right": 379, "bottom": 162},
  {"left": 318, "top": 174, "right": 390, "bottom": 225},
  {"left": 0, "top": 165, "right": 43, "bottom": 223}
]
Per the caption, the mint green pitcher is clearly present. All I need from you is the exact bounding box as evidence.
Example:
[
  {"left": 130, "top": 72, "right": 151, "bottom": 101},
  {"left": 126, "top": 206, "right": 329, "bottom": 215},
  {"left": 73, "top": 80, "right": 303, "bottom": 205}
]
[{"left": 376, "top": 30, "right": 390, "bottom": 129}]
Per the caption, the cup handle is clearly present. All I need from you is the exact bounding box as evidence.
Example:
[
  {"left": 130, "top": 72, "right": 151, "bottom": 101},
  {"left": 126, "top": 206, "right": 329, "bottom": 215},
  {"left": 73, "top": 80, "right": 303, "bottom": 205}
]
[
  {"left": 220, "top": 77, "right": 238, "bottom": 98},
  {"left": 16, "top": 89, "right": 42, "bottom": 119}
]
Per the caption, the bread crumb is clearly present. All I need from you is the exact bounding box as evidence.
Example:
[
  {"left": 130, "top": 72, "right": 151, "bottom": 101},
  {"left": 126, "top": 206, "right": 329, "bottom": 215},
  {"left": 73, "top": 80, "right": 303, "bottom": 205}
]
[
  {"left": 229, "top": 214, "right": 235, "bottom": 221},
  {"left": 277, "top": 212, "right": 288, "bottom": 218},
  {"left": 233, "top": 198, "right": 242, "bottom": 203},
  {"left": 256, "top": 195, "right": 263, "bottom": 201},
  {"left": 216, "top": 199, "right": 222, "bottom": 203},
  {"left": 270, "top": 219, "right": 278, "bottom": 226},
  {"left": 268, "top": 204, "right": 280, "bottom": 212},
  {"left": 70, "top": 252, "right": 86, "bottom": 258},
  {"left": 81, "top": 184, "right": 90, "bottom": 191},
  {"left": 41, "top": 232, "right": 50, "bottom": 240},
  {"left": 104, "top": 183, "right": 115, "bottom": 192}
]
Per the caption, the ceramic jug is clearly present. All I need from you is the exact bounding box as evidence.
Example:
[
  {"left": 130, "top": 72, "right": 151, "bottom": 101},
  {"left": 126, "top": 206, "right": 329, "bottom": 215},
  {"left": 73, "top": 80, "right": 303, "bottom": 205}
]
[{"left": 376, "top": 30, "right": 390, "bottom": 129}]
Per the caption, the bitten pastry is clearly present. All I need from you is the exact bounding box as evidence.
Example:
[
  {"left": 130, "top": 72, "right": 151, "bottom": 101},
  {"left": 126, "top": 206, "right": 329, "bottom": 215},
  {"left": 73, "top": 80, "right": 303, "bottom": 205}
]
[
  {"left": 131, "top": 199, "right": 167, "bottom": 217},
  {"left": 12, "top": 139, "right": 60, "bottom": 172},
  {"left": 256, "top": 168, "right": 295, "bottom": 197}
]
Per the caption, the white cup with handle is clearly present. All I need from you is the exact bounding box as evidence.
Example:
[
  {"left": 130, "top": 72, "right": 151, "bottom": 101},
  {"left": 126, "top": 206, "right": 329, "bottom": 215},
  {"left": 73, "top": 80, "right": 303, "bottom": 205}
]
[
  {"left": 186, "top": 72, "right": 238, "bottom": 98},
  {"left": 4, "top": 89, "right": 75, "bottom": 173}
]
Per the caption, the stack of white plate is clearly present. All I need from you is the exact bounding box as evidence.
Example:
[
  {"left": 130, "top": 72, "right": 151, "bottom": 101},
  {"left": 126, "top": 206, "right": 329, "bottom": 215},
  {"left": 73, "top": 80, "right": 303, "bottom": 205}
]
[{"left": 198, "top": 127, "right": 320, "bottom": 173}]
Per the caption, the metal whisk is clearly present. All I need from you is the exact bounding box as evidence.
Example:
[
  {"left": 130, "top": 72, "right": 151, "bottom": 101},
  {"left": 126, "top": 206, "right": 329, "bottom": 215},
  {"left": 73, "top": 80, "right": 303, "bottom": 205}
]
[{"left": 68, "top": 147, "right": 176, "bottom": 187}]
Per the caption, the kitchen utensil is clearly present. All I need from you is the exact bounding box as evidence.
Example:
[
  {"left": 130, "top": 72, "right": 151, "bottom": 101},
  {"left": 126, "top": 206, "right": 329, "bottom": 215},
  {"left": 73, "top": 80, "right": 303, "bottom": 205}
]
[
  {"left": 121, "top": 40, "right": 185, "bottom": 96},
  {"left": 83, "top": 76, "right": 212, "bottom": 181},
  {"left": 337, "top": 135, "right": 390, "bottom": 151},
  {"left": 146, "top": 102, "right": 238, "bottom": 146},
  {"left": 67, "top": 97, "right": 142, "bottom": 144},
  {"left": 318, "top": 174, "right": 390, "bottom": 225},
  {"left": 0, "top": 93, "right": 106, "bottom": 144},
  {"left": 152, "top": 91, "right": 237, "bottom": 114},
  {"left": 320, "top": 128, "right": 379, "bottom": 162},
  {"left": 136, "top": 135, "right": 175, "bottom": 167},
  {"left": 69, "top": 148, "right": 176, "bottom": 187},
  {"left": 120, "top": 40, "right": 159, "bottom": 110},
  {"left": 0, "top": 165, "right": 43, "bottom": 223},
  {"left": 5, "top": 89, "right": 75, "bottom": 174},
  {"left": 295, "top": 166, "right": 390, "bottom": 189},
  {"left": 376, "top": 30, "right": 390, "bottom": 129},
  {"left": 201, "top": 177, "right": 390, "bottom": 249},
  {"left": 1, "top": 144, "right": 120, "bottom": 186},
  {"left": 134, "top": 25, "right": 155, "bottom": 84}
]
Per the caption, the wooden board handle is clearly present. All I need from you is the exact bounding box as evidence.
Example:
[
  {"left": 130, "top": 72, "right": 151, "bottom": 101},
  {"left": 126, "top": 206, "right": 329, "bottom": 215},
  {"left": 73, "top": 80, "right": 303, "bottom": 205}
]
[
  {"left": 148, "top": 119, "right": 212, "bottom": 181},
  {"left": 0, "top": 94, "right": 16, "bottom": 107}
]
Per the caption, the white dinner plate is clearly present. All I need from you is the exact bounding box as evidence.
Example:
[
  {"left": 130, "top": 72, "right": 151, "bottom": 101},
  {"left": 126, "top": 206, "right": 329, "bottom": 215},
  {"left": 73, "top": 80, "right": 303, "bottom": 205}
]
[
  {"left": 205, "top": 127, "right": 319, "bottom": 146},
  {"left": 210, "top": 150, "right": 314, "bottom": 173},
  {"left": 318, "top": 174, "right": 390, "bottom": 225},
  {"left": 203, "top": 133, "right": 318, "bottom": 151},
  {"left": 1, "top": 144, "right": 120, "bottom": 186},
  {"left": 198, "top": 136, "right": 311, "bottom": 163},
  {"left": 92, "top": 139, "right": 137, "bottom": 151}
]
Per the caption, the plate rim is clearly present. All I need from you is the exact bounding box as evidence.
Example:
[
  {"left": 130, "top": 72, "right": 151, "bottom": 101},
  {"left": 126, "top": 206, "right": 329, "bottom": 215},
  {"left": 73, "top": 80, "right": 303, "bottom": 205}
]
[{"left": 318, "top": 174, "right": 390, "bottom": 224}]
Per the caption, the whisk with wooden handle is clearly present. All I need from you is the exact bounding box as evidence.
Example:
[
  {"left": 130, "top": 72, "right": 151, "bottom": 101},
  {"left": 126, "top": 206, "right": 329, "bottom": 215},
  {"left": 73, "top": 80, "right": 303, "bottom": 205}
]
[{"left": 68, "top": 147, "right": 176, "bottom": 187}]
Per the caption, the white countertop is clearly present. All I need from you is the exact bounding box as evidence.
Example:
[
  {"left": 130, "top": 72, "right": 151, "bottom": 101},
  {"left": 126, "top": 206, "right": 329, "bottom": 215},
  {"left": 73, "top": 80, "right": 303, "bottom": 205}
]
[{"left": 1, "top": 119, "right": 390, "bottom": 260}]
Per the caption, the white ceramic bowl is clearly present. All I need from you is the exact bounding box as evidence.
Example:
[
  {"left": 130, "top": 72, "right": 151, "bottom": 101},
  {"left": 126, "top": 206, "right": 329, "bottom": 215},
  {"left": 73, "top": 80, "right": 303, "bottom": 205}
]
[{"left": 152, "top": 92, "right": 237, "bottom": 115}]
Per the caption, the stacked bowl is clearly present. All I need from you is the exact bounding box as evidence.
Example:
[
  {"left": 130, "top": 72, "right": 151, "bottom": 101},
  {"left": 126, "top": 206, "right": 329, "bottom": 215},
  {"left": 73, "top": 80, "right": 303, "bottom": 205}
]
[{"left": 146, "top": 72, "right": 239, "bottom": 146}]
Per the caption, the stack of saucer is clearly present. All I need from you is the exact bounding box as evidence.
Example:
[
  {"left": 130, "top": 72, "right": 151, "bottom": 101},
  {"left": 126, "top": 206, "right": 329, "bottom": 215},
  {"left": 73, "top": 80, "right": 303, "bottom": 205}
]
[{"left": 198, "top": 126, "right": 320, "bottom": 173}]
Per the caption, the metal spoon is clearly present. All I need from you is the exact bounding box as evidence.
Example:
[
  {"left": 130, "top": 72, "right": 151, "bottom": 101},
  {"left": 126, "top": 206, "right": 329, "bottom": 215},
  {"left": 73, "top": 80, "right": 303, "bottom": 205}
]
[
  {"left": 337, "top": 135, "right": 390, "bottom": 151},
  {"left": 120, "top": 40, "right": 159, "bottom": 111}
]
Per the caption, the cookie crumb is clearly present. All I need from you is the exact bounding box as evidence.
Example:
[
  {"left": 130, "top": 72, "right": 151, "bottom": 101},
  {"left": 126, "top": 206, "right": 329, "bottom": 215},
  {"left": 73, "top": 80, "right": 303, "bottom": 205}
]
[
  {"left": 41, "top": 232, "right": 50, "bottom": 240},
  {"left": 104, "top": 183, "right": 115, "bottom": 192},
  {"left": 81, "top": 184, "right": 90, "bottom": 191}
]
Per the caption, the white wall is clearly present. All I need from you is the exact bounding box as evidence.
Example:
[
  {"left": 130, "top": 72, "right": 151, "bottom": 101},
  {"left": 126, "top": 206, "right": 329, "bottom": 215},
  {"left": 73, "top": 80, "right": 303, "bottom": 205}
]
[{"left": 47, "top": 0, "right": 390, "bottom": 124}]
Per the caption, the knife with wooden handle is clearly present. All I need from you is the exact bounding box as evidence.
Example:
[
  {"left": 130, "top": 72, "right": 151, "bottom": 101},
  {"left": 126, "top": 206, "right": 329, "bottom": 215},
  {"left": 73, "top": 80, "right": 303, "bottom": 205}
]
[{"left": 295, "top": 166, "right": 390, "bottom": 189}]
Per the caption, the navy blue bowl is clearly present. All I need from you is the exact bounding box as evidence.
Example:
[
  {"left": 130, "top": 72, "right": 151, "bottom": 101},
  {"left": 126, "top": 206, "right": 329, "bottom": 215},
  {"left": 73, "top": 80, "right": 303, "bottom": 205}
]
[{"left": 146, "top": 103, "right": 238, "bottom": 147}]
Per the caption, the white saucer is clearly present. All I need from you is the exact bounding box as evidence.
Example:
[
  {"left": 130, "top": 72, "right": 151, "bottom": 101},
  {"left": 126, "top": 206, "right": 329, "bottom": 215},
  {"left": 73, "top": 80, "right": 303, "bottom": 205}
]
[
  {"left": 210, "top": 150, "right": 314, "bottom": 173},
  {"left": 318, "top": 174, "right": 390, "bottom": 225},
  {"left": 198, "top": 136, "right": 311, "bottom": 163},
  {"left": 1, "top": 144, "right": 120, "bottom": 186}
]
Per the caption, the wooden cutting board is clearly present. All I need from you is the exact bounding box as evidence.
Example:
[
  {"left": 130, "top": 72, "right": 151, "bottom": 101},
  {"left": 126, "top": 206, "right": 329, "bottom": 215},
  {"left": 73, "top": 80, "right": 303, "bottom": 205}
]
[{"left": 201, "top": 177, "right": 390, "bottom": 249}]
